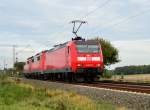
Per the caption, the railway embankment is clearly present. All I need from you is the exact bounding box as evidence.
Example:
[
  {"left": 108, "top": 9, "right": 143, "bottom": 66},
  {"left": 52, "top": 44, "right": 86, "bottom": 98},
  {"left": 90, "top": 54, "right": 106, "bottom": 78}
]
[{"left": 16, "top": 78, "right": 150, "bottom": 110}]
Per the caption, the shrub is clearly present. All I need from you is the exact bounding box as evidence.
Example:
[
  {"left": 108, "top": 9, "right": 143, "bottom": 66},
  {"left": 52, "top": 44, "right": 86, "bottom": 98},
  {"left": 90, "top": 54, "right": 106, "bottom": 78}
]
[{"left": 102, "top": 69, "right": 113, "bottom": 79}]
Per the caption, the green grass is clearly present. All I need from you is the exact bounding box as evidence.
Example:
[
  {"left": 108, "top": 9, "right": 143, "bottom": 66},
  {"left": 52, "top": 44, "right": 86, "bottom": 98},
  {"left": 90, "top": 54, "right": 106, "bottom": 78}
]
[{"left": 0, "top": 74, "right": 125, "bottom": 110}]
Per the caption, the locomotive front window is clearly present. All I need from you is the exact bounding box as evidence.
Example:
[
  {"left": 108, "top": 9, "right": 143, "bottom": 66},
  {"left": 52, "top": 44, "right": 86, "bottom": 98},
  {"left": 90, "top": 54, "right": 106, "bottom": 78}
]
[
  {"left": 88, "top": 45, "right": 99, "bottom": 53},
  {"left": 76, "top": 45, "right": 99, "bottom": 53}
]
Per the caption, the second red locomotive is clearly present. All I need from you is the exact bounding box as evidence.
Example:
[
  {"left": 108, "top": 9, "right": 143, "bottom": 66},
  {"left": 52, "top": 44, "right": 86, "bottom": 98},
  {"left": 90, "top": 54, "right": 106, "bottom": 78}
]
[{"left": 24, "top": 38, "right": 104, "bottom": 82}]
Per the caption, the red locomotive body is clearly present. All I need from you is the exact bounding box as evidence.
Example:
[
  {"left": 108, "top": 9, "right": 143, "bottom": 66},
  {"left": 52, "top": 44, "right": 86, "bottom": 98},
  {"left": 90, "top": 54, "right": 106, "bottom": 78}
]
[
  {"left": 24, "top": 39, "right": 104, "bottom": 81},
  {"left": 24, "top": 51, "right": 46, "bottom": 76}
]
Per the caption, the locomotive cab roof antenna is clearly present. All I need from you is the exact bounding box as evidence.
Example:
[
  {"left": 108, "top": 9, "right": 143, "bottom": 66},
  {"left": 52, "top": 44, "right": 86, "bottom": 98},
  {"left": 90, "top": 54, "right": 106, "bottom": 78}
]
[{"left": 70, "top": 20, "right": 87, "bottom": 40}]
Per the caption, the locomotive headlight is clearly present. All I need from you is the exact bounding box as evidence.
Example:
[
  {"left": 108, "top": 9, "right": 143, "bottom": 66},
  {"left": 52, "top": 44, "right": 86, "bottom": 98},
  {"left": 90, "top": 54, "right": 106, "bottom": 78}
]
[
  {"left": 92, "top": 57, "right": 101, "bottom": 61},
  {"left": 77, "top": 57, "right": 86, "bottom": 61},
  {"left": 97, "top": 64, "right": 101, "bottom": 67},
  {"left": 77, "top": 64, "right": 82, "bottom": 67}
]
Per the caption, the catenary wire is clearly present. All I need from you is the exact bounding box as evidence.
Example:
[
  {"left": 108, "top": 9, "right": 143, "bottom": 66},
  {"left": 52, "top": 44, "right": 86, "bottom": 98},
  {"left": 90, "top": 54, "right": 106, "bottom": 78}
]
[{"left": 43, "top": 0, "right": 112, "bottom": 47}]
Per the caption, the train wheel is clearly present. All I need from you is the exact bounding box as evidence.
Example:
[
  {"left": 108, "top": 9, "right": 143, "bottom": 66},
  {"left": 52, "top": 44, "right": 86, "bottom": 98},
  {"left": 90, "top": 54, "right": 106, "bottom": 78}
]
[
  {"left": 83, "top": 74, "right": 88, "bottom": 82},
  {"left": 40, "top": 74, "right": 44, "bottom": 80},
  {"left": 51, "top": 74, "right": 54, "bottom": 80},
  {"left": 44, "top": 74, "right": 48, "bottom": 80},
  {"left": 64, "top": 73, "right": 68, "bottom": 82},
  {"left": 24, "top": 73, "right": 29, "bottom": 78},
  {"left": 68, "top": 73, "right": 72, "bottom": 82},
  {"left": 59, "top": 73, "right": 63, "bottom": 81},
  {"left": 62, "top": 73, "right": 64, "bottom": 81},
  {"left": 72, "top": 73, "right": 77, "bottom": 82}
]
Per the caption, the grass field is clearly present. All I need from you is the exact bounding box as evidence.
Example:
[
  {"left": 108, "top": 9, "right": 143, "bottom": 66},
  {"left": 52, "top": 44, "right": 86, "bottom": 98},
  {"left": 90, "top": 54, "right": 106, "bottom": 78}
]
[
  {"left": 111, "top": 74, "right": 150, "bottom": 83},
  {"left": 0, "top": 74, "right": 126, "bottom": 110}
]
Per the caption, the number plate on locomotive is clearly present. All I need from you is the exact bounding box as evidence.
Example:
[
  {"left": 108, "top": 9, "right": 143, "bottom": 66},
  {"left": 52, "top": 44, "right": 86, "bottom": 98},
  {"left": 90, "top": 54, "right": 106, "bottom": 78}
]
[{"left": 86, "top": 57, "right": 92, "bottom": 61}]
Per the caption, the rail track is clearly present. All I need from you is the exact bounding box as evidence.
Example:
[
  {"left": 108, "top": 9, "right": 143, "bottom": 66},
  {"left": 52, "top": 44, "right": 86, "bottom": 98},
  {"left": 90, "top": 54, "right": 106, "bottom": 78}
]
[
  {"left": 46, "top": 80, "right": 150, "bottom": 94},
  {"left": 77, "top": 82, "right": 150, "bottom": 94},
  {"left": 14, "top": 77, "right": 150, "bottom": 94}
]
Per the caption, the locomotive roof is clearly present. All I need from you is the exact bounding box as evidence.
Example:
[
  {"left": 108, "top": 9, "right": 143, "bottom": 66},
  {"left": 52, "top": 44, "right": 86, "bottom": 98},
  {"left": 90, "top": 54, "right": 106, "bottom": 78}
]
[
  {"left": 26, "top": 40, "right": 99, "bottom": 60},
  {"left": 27, "top": 50, "right": 48, "bottom": 60},
  {"left": 48, "top": 40, "right": 99, "bottom": 52},
  {"left": 48, "top": 42, "right": 68, "bottom": 52},
  {"left": 74, "top": 40, "right": 99, "bottom": 45},
  {"left": 47, "top": 40, "right": 99, "bottom": 52}
]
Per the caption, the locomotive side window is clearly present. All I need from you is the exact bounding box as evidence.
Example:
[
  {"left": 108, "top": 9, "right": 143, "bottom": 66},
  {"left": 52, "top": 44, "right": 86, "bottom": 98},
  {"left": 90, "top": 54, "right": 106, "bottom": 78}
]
[
  {"left": 32, "top": 58, "right": 34, "bottom": 62},
  {"left": 37, "top": 56, "right": 40, "bottom": 61},
  {"left": 68, "top": 46, "right": 70, "bottom": 54},
  {"left": 76, "top": 45, "right": 99, "bottom": 53}
]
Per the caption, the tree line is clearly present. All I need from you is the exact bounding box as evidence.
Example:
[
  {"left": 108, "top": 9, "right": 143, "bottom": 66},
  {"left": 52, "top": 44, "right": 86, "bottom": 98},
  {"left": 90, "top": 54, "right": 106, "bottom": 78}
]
[{"left": 114, "top": 65, "right": 150, "bottom": 75}]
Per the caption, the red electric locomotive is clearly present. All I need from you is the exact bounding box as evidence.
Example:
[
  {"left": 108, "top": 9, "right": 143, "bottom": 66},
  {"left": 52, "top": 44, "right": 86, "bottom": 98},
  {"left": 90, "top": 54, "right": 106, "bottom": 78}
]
[
  {"left": 23, "top": 20, "right": 104, "bottom": 82},
  {"left": 24, "top": 38, "right": 103, "bottom": 82}
]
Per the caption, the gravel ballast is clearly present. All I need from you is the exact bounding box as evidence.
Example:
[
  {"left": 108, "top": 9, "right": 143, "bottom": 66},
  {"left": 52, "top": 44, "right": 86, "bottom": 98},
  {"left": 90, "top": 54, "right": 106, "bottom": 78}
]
[{"left": 17, "top": 78, "right": 150, "bottom": 110}]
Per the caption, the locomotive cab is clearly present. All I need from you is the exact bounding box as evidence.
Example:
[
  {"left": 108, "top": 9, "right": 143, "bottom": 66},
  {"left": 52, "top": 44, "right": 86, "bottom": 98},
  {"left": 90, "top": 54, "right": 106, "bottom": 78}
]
[{"left": 73, "top": 40, "right": 103, "bottom": 75}]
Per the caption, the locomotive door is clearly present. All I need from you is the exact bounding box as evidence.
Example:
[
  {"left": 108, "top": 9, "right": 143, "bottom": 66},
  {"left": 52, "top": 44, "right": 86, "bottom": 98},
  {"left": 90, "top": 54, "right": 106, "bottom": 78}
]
[
  {"left": 29, "top": 60, "right": 32, "bottom": 73},
  {"left": 65, "top": 46, "right": 70, "bottom": 67}
]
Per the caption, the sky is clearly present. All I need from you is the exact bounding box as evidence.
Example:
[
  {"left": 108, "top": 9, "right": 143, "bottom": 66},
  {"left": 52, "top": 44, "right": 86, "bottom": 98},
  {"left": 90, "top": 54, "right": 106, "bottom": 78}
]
[{"left": 0, "top": 0, "right": 150, "bottom": 69}]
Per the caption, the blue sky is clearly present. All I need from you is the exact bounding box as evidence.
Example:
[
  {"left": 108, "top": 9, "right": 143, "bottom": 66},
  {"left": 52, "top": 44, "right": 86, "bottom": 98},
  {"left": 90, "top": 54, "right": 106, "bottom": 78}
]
[{"left": 0, "top": 0, "right": 150, "bottom": 69}]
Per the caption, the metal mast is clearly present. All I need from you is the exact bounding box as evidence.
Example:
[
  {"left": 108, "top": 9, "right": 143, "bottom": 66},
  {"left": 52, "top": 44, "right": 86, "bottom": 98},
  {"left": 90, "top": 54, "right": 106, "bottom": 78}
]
[{"left": 12, "top": 45, "right": 16, "bottom": 75}]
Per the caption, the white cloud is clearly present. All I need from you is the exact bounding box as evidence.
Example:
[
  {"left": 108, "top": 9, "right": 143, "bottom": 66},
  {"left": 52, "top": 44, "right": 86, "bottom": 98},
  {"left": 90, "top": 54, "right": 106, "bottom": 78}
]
[{"left": 130, "top": 0, "right": 150, "bottom": 6}]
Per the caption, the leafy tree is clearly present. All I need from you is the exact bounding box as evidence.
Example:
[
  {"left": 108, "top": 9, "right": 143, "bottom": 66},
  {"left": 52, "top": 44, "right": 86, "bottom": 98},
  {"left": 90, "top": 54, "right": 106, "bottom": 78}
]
[
  {"left": 14, "top": 62, "right": 25, "bottom": 72},
  {"left": 95, "top": 37, "right": 120, "bottom": 66}
]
